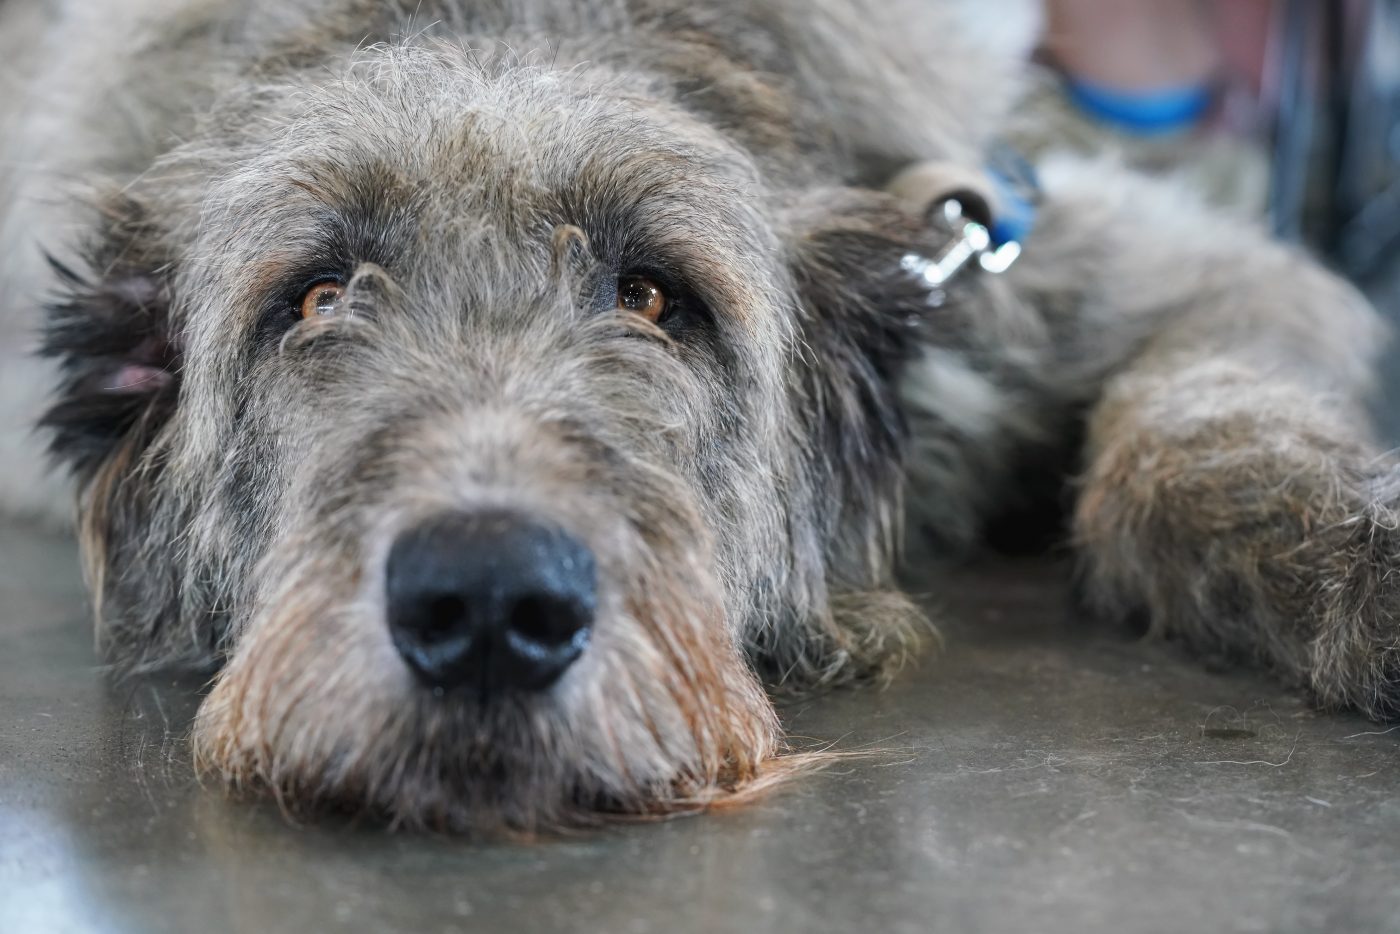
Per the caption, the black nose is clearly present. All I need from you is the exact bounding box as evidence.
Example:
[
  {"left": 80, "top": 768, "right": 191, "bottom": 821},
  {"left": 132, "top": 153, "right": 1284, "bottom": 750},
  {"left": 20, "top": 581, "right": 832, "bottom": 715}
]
[{"left": 385, "top": 510, "right": 596, "bottom": 695}]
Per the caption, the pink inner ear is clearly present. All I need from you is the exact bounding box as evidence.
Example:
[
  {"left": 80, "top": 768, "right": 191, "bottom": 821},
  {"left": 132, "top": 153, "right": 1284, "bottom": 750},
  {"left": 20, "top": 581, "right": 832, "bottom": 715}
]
[{"left": 104, "top": 364, "right": 172, "bottom": 394}]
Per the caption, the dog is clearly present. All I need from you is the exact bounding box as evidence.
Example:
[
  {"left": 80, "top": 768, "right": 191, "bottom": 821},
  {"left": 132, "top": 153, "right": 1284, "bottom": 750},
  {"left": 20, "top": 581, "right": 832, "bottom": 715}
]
[{"left": 1, "top": 0, "right": 1394, "bottom": 833}]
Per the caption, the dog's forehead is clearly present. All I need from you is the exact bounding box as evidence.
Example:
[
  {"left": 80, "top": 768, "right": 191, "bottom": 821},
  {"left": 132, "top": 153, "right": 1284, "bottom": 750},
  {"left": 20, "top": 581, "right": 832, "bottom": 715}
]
[
  {"left": 230, "top": 43, "right": 763, "bottom": 210},
  {"left": 190, "top": 49, "right": 771, "bottom": 258}
]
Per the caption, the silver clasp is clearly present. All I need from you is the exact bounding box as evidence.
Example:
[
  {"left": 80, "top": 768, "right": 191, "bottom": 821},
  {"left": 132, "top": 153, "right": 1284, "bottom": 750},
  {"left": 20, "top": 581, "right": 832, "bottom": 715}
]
[{"left": 900, "top": 199, "right": 1022, "bottom": 307}]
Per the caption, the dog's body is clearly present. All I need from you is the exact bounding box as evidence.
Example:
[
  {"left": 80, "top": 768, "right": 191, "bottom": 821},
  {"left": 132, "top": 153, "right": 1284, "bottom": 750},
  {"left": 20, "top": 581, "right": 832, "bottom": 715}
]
[{"left": 1, "top": 0, "right": 1394, "bottom": 832}]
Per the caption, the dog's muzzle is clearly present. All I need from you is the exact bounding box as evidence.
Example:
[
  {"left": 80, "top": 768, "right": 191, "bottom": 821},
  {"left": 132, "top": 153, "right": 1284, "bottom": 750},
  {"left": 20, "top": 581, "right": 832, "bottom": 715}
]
[{"left": 385, "top": 509, "right": 597, "bottom": 696}]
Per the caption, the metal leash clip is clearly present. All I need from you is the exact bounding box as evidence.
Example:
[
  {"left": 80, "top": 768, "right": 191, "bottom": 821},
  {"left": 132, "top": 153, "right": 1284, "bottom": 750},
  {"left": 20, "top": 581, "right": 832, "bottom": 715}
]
[
  {"left": 899, "top": 145, "right": 1039, "bottom": 307},
  {"left": 900, "top": 198, "right": 1023, "bottom": 308}
]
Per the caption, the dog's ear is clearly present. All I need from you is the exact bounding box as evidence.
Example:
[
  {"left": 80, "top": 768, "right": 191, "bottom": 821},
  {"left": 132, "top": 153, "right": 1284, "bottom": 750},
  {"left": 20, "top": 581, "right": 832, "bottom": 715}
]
[
  {"left": 40, "top": 195, "right": 181, "bottom": 481},
  {"left": 782, "top": 188, "right": 943, "bottom": 576}
]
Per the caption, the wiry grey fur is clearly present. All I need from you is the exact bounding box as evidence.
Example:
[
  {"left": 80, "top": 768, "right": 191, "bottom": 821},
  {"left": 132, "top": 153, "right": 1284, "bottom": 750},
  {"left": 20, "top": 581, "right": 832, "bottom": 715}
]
[{"left": 0, "top": 0, "right": 1393, "bottom": 833}]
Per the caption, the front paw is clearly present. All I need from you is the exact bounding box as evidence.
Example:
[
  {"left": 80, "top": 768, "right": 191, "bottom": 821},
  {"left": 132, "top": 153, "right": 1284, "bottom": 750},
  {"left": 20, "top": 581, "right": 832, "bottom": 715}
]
[{"left": 1307, "top": 471, "right": 1400, "bottom": 722}]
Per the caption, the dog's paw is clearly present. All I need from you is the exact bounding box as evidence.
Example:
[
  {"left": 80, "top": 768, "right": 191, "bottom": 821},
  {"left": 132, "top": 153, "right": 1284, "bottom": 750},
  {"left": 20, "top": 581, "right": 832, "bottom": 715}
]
[
  {"left": 1073, "top": 368, "right": 1399, "bottom": 720},
  {"left": 756, "top": 590, "right": 930, "bottom": 694},
  {"left": 1306, "top": 469, "right": 1400, "bottom": 722}
]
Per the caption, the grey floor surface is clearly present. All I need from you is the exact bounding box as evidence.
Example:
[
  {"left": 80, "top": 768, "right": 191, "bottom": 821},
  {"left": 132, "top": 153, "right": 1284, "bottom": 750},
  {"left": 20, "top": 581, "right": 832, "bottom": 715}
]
[{"left": 3, "top": 523, "right": 1400, "bottom": 934}]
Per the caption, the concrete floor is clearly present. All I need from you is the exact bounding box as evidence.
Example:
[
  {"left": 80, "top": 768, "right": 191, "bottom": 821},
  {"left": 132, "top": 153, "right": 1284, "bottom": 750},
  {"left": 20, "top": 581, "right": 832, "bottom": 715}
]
[{"left": 3, "top": 520, "right": 1400, "bottom": 934}]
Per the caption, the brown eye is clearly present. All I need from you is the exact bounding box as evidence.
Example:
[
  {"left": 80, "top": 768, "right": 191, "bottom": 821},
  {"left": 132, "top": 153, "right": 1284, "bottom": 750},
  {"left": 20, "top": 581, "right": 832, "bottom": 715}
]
[
  {"left": 615, "top": 275, "right": 668, "bottom": 322},
  {"left": 300, "top": 281, "right": 345, "bottom": 319}
]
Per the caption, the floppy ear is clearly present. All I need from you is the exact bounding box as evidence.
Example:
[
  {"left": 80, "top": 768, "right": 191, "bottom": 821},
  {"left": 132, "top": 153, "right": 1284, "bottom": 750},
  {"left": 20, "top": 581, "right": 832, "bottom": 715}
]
[
  {"left": 789, "top": 187, "right": 952, "bottom": 481},
  {"left": 783, "top": 187, "right": 946, "bottom": 545},
  {"left": 37, "top": 195, "right": 201, "bottom": 668},
  {"left": 40, "top": 194, "right": 181, "bottom": 481},
  {"left": 754, "top": 187, "right": 948, "bottom": 685}
]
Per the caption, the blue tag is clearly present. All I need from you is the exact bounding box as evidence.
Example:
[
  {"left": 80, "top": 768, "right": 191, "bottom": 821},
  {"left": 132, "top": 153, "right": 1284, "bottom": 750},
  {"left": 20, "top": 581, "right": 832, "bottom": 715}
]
[{"left": 986, "top": 145, "right": 1040, "bottom": 247}]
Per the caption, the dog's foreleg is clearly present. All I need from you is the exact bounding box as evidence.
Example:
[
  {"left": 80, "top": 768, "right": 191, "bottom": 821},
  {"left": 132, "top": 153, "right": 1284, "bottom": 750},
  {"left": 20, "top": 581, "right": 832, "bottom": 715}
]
[{"left": 1033, "top": 159, "right": 1400, "bottom": 719}]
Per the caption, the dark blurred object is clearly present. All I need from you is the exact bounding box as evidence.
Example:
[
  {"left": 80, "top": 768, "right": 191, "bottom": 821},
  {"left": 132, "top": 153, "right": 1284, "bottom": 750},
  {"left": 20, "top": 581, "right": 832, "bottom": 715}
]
[{"left": 1270, "top": 0, "right": 1400, "bottom": 281}]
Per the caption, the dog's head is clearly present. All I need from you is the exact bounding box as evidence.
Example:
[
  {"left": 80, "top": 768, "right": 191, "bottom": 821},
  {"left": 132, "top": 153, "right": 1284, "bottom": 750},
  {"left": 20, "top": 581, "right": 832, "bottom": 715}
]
[{"left": 42, "top": 41, "right": 935, "bottom": 831}]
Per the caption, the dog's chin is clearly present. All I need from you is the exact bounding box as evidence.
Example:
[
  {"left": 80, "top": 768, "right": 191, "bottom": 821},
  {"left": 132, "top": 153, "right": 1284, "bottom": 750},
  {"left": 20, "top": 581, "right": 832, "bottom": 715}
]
[
  {"left": 189, "top": 558, "right": 790, "bottom": 833},
  {"left": 192, "top": 672, "right": 787, "bottom": 834},
  {"left": 192, "top": 693, "right": 664, "bottom": 834}
]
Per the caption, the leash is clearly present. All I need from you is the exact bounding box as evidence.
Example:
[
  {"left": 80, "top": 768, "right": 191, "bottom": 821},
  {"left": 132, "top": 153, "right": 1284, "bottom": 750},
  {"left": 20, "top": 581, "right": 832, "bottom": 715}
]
[{"left": 889, "top": 146, "right": 1040, "bottom": 307}]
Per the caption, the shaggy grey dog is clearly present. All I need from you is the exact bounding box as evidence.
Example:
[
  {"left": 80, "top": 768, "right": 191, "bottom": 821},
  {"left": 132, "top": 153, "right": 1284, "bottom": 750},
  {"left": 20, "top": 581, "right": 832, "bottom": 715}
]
[{"left": 0, "top": 0, "right": 1393, "bottom": 832}]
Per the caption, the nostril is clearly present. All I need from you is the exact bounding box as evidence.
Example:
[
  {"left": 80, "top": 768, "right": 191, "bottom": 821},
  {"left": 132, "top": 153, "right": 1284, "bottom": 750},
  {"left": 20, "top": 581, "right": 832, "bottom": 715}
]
[
  {"left": 422, "top": 594, "right": 468, "bottom": 642},
  {"left": 509, "top": 595, "right": 589, "bottom": 648},
  {"left": 499, "top": 594, "right": 592, "bottom": 692}
]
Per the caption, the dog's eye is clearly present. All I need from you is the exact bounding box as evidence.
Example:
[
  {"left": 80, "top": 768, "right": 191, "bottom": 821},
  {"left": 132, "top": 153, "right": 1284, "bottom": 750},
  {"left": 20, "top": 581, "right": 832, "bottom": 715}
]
[
  {"left": 300, "top": 281, "right": 346, "bottom": 319},
  {"left": 615, "top": 276, "right": 668, "bottom": 322}
]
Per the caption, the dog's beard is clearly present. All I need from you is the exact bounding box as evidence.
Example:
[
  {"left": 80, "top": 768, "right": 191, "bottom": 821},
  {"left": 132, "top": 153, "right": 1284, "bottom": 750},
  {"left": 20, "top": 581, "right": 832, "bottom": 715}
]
[{"left": 191, "top": 500, "right": 785, "bottom": 834}]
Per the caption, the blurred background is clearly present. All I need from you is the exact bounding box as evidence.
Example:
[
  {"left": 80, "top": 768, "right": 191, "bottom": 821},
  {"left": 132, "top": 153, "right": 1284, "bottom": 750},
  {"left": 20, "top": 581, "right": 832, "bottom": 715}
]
[{"left": 1026, "top": 0, "right": 1400, "bottom": 281}]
